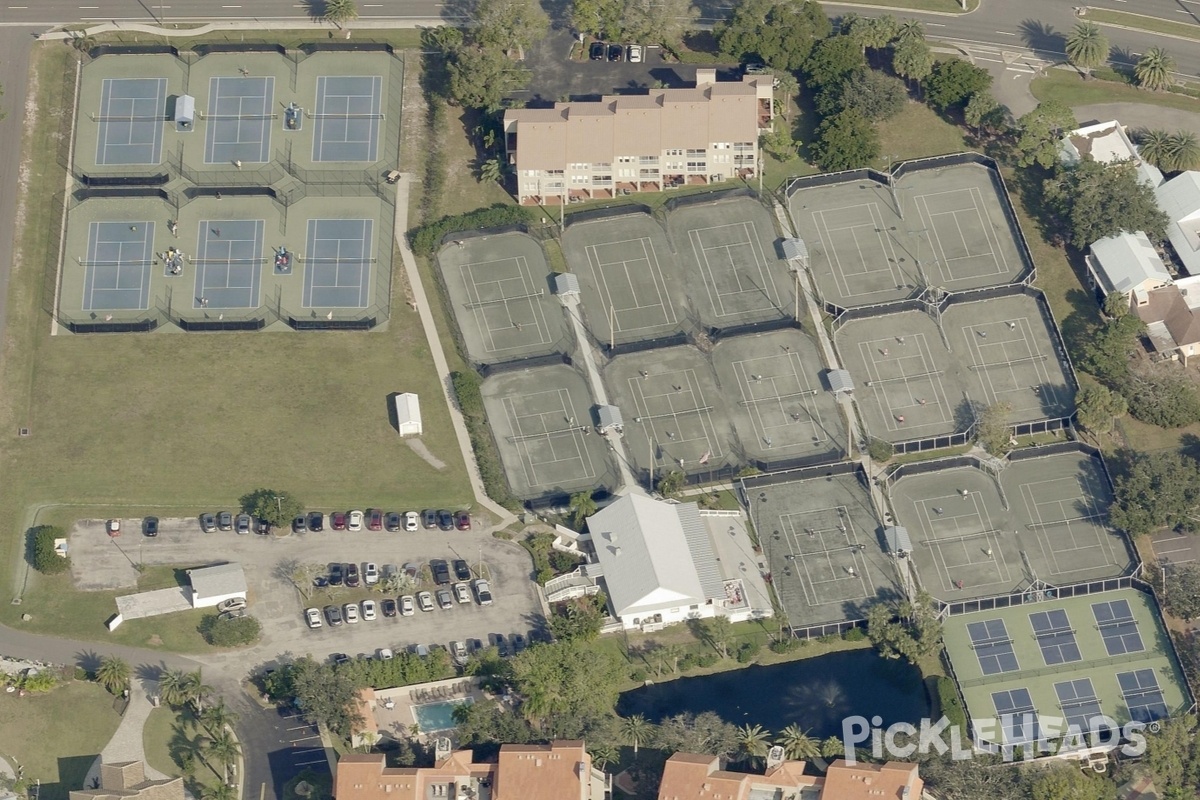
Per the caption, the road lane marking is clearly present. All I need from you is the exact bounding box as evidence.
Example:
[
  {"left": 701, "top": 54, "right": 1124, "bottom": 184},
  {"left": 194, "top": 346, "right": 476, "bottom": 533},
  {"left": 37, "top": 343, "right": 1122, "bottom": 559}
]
[
  {"left": 927, "top": 22, "right": 946, "bottom": 26},
  {"left": 996, "top": 31, "right": 1016, "bottom": 35}
]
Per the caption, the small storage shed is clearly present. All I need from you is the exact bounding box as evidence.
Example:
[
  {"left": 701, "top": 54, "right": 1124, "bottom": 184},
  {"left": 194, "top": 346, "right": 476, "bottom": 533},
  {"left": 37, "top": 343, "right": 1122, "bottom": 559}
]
[
  {"left": 174, "top": 95, "right": 195, "bottom": 129},
  {"left": 187, "top": 563, "right": 247, "bottom": 609},
  {"left": 553, "top": 272, "right": 580, "bottom": 297},
  {"left": 597, "top": 405, "right": 623, "bottom": 434},
  {"left": 394, "top": 392, "right": 423, "bottom": 436}
]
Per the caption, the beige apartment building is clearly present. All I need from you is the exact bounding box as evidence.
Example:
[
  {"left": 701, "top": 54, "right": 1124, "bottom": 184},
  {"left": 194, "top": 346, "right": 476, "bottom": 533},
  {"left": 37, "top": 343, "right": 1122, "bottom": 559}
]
[{"left": 503, "top": 69, "right": 774, "bottom": 205}]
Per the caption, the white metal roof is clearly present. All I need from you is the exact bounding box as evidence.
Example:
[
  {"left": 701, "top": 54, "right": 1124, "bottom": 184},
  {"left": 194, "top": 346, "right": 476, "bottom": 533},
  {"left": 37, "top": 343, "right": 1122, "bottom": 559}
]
[
  {"left": 394, "top": 392, "right": 422, "bottom": 433},
  {"left": 188, "top": 562, "right": 247, "bottom": 600},
  {"left": 586, "top": 495, "right": 705, "bottom": 619},
  {"left": 1157, "top": 171, "right": 1200, "bottom": 276},
  {"left": 1060, "top": 120, "right": 1163, "bottom": 188},
  {"left": 553, "top": 272, "right": 580, "bottom": 295},
  {"left": 597, "top": 405, "right": 623, "bottom": 429},
  {"left": 1088, "top": 231, "right": 1171, "bottom": 295}
]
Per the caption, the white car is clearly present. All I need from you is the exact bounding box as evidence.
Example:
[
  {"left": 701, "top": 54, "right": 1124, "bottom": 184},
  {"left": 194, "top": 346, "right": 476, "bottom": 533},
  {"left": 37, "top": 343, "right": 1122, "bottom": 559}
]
[
  {"left": 400, "top": 595, "right": 415, "bottom": 617},
  {"left": 454, "top": 582, "right": 471, "bottom": 604},
  {"left": 403, "top": 511, "right": 420, "bottom": 532},
  {"left": 361, "top": 599, "right": 377, "bottom": 621},
  {"left": 378, "top": 648, "right": 394, "bottom": 660},
  {"left": 305, "top": 607, "right": 322, "bottom": 629},
  {"left": 627, "top": 43, "right": 643, "bottom": 63},
  {"left": 473, "top": 578, "right": 493, "bottom": 606},
  {"left": 451, "top": 640, "right": 468, "bottom": 665},
  {"left": 364, "top": 562, "right": 379, "bottom": 585},
  {"left": 348, "top": 510, "right": 364, "bottom": 531},
  {"left": 417, "top": 591, "right": 434, "bottom": 612},
  {"left": 344, "top": 603, "right": 360, "bottom": 624}
]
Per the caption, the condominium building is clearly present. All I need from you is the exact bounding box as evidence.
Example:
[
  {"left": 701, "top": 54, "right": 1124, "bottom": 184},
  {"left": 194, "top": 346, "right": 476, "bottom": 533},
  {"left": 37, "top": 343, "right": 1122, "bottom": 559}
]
[{"left": 503, "top": 69, "right": 774, "bottom": 205}]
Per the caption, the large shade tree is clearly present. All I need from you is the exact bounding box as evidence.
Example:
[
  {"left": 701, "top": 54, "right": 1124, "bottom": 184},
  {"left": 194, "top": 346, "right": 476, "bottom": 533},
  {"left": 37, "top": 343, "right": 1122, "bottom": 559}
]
[{"left": 716, "top": 0, "right": 831, "bottom": 72}]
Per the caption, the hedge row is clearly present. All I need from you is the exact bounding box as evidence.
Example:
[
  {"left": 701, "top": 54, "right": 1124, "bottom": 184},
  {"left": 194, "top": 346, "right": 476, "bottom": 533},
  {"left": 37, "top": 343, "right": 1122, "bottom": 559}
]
[
  {"left": 451, "top": 370, "right": 518, "bottom": 509},
  {"left": 936, "top": 675, "right": 967, "bottom": 730},
  {"left": 407, "top": 204, "right": 532, "bottom": 258}
]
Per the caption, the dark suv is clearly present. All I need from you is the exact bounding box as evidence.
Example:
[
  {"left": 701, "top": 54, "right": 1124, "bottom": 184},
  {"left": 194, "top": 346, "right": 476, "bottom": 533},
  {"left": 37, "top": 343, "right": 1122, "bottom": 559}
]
[
  {"left": 422, "top": 509, "right": 438, "bottom": 529},
  {"left": 437, "top": 510, "right": 454, "bottom": 531},
  {"left": 346, "top": 563, "right": 361, "bottom": 588},
  {"left": 430, "top": 559, "right": 452, "bottom": 585},
  {"left": 308, "top": 512, "right": 325, "bottom": 532},
  {"left": 589, "top": 41, "right": 605, "bottom": 61}
]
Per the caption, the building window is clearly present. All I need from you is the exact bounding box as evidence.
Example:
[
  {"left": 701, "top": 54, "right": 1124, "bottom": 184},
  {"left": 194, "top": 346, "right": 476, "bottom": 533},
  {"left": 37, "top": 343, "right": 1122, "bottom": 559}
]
[
  {"left": 686, "top": 148, "right": 706, "bottom": 157},
  {"left": 665, "top": 148, "right": 683, "bottom": 156},
  {"left": 618, "top": 156, "right": 636, "bottom": 163},
  {"left": 639, "top": 155, "right": 658, "bottom": 165},
  {"left": 571, "top": 175, "right": 589, "bottom": 184},
  {"left": 713, "top": 142, "right": 731, "bottom": 149},
  {"left": 687, "top": 161, "right": 706, "bottom": 171},
  {"left": 594, "top": 175, "right": 613, "bottom": 184}
]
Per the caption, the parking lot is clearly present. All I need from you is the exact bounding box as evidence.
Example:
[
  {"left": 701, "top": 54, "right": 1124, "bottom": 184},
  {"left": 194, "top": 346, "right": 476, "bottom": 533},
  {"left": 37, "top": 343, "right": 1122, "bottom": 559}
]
[{"left": 68, "top": 518, "right": 545, "bottom": 661}]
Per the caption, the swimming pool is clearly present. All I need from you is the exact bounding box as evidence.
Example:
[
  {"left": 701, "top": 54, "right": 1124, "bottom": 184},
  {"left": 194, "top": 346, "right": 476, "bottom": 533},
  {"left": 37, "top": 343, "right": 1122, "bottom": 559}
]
[{"left": 413, "top": 697, "right": 473, "bottom": 732}]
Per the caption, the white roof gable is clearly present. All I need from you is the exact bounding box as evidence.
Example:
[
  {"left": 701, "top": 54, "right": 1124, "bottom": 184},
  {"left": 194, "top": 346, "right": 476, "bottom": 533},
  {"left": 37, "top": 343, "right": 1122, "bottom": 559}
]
[
  {"left": 586, "top": 494, "right": 705, "bottom": 618},
  {"left": 1060, "top": 120, "right": 1163, "bottom": 188},
  {"left": 1158, "top": 171, "right": 1200, "bottom": 275},
  {"left": 1089, "top": 231, "right": 1171, "bottom": 295},
  {"left": 188, "top": 562, "right": 247, "bottom": 600}
]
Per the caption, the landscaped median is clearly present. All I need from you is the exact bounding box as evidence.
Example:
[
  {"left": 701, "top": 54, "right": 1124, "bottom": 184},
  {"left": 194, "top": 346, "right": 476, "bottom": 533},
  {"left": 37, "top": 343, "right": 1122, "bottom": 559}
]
[{"left": 1082, "top": 7, "right": 1200, "bottom": 42}]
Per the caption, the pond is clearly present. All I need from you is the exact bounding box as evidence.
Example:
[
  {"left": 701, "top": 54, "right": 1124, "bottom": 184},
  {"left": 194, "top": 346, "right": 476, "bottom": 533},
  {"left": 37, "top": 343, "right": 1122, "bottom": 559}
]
[{"left": 616, "top": 649, "right": 929, "bottom": 739}]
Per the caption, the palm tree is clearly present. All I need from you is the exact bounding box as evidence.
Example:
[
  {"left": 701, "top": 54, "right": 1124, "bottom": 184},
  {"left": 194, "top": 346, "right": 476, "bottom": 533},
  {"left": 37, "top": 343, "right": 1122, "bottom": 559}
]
[
  {"left": 200, "top": 700, "right": 238, "bottom": 736},
  {"left": 71, "top": 33, "right": 98, "bottom": 55},
  {"left": 95, "top": 655, "right": 130, "bottom": 695},
  {"left": 202, "top": 782, "right": 237, "bottom": 800},
  {"left": 1137, "top": 128, "right": 1173, "bottom": 170},
  {"left": 892, "top": 39, "right": 934, "bottom": 96},
  {"left": 183, "top": 670, "right": 214, "bottom": 713},
  {"left": 777, "top": 724, "right": 820, "bottom": 761},
  {"left": 1064, "top": 21, "right": 1109, "bottom": 79},
  {"left": 1135, "top": 47, "right": 1176, "bottom": 91},
  {"left": 205, "top": 728, "right": 241, "bottom": 784},
  {"left": 569, "top": 491, "right": 597, "bottom": 529},
  {"left": 894, "top": 19, "right": 924, "bottom": 44},
  {"left": 479, "top": 156, "right": 505, "bottom": 184},
  {"left": 621, "top": 714, "right": 650, "bottom": 757},
  {"left": 1167, "top": 130, "right": 1200, "bottom": 172},
  {"left": 157, "top": 668, "right": 187, "bottom": 707},
  {"left": 660, "top": 644, "right": 684, "bottom": 675},
  {"left": 323, "top": 0, "right": 358, "bottom": 26},
  {"left": 706, "top": 616, "right": 733, "bottom": 659},
  {"left": 588, "top": 743, "right": 618, "bottom": 770},
  {"left": 736, "top": 724, "right": 772, "bottom": 765}
]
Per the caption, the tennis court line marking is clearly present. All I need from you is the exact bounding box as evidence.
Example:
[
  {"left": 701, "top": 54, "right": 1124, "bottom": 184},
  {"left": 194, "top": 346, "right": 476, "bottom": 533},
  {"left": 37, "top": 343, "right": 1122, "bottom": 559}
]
[
  {"left": 915, "top": 186, "right": 1007, "bottom": 284},
  {"left": 312, "top": 75, "right": 382, "bottom": 162},
  {"left": 1020, "top": 476, "right": 1117, "bottom": 576},
  {"left": 731, "top": 354, "right": 825, "bottom": 448},
  {"left": 688, "top": 222, "right": 780, "bottom": 317},
  {"left": 302, "top": 220, "right": 373, "bottom": 308},
  {"left": 961, "top": 318, "right": 1054, "bottom": 411},
  {"left": 627, "top": 368, "right": 721, "bottom": 464},
  {"left": 82, "top": 221, "right": 154, "bottom": 311},
  {"left": 460, "top": 256, "right": 552, "bottom": 353},
  {"left": 192, "top": 219, "right": 264, "bottom": 308},
  {"left": 205, "top": 75, "right": 274, "bottom": 163},
  {"left": 916, "top": 491, "right": 1010, "bottom": 590},
  {"left": 858, "top": 332, "right": 952, "bottom": 432},
  {"left": 812, "top": 203, "right": 902, "bottom": 299},
  {"left": 585, "top": 237, "right": 677, "bottom": 332},
  {"left": 779, "top": 506, "right": 870, "bottom": 606},
  {"left": 502, "top": 388, "right": 596, "bottom": 487},
  {"left": 95, "top": 77, "right": 166, "bottom": 166}
]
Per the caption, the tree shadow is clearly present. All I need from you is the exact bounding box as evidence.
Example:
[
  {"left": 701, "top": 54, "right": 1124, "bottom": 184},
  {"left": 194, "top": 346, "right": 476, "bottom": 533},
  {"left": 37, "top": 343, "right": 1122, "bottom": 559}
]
[
  {"left": 1181, "top": 433, "right": 1200, "bottom": 464},
  {"left": 1018, "top": 19, "right": 1066, "bottom": 56},
  {"left": 300, "top": 0, "right": 324, "bottom": 21},
  {"left": 75, "top": 650, "right": 101, "bottom": 676}
]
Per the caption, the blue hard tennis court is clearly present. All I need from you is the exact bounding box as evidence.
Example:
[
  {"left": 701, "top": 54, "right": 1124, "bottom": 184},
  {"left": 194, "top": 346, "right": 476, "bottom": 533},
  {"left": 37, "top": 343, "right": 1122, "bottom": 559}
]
[
  {"left": 302, "top": 219, "right": 373, "bottom": 308},
  {"left": 94, "top": 78, "right": 166, "bottom": 166},
  {"left": 191, "top": 219, "right": 265, "bottom": 309},
  {"left": 82, "top": 221, "right": 155, "bottom": 310},
  {"left": 204, "top": 76, "right": 275, "bottom": 164},
  {"left": 311, "top": 75, "right": 382, "bottom": 163}
]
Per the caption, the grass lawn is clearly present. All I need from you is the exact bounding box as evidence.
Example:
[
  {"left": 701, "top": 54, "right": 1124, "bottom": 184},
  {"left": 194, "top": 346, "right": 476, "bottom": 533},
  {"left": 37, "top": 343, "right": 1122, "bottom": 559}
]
[
  {"left": 1031, "top": 68, "right": 1200, "bottom": 115},
  {"left": 0, "top": 680, "right": 121, "bottom": 800},
  {"left": 143, "top": 706, "right": 226, "bottom": 798},
  {"left": 0, "top": 43, "right": 472, "bottom": 634},
  {"left": 825, "top": 0, "right": 977, "bottom": 12},
  {"left": 877, "top": 102, "right": 970, "bottom": 163},
  {"left": 1084, "top": 9, "right": 1200, "bottom": 42}
]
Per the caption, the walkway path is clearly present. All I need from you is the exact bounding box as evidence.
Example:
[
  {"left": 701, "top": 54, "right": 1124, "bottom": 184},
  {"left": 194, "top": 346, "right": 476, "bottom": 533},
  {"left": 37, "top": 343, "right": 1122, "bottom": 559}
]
[
  {"left": 1071, "top": 102, "right": 1200, "bottom": 131},
  {"left": 84, "top": 680, "right": 170, "bottom": 788}
]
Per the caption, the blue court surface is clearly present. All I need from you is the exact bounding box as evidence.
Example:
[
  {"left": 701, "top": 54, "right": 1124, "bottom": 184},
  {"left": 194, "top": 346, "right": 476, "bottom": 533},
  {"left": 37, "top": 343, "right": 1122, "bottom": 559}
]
[
  {"left": 191, "top": 219, "right": 265, "bottom": 309},
  {"left": 302, "top": 219, "right": 373, "bottom": 308},
  {"left": 311, "top": 75, "right": 382, "bottom": 163},
  {"left": 204, "top": 76, "right": 275, "bottom": 164},
  {"left": 82, "top": 221, "right": 155, "bottom": 311},
  {"left": 95, "top": 78, "right": 166, "bottom": 166}
]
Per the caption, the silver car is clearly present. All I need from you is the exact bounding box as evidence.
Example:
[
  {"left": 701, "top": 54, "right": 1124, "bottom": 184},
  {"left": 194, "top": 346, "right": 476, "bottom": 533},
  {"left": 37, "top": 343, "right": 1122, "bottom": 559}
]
[{"left": 417, "top": 591, "right": 434, "bottom": 612}]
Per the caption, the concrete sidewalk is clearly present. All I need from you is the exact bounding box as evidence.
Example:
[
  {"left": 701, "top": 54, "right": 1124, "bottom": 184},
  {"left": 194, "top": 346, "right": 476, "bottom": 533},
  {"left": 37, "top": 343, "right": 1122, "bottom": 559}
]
[
  {"left": 39, "top": 18, "right": 453, "bottom": 41},
  {"left": 84, "top": 681, "right": 170, "bottom": 788}
]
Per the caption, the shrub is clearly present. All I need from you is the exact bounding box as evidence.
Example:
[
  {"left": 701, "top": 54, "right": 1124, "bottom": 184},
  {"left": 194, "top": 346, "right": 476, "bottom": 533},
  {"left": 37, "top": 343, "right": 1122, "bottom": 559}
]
[
  {"left": 408, "top": 205, "right": 533, "bottom": 258},
  {"left": 735, "top": 641, "right": 761, "bottom": 663},
  {"left": 630, "top": 668, "right": 648, "bottom": 682},
  {"left": 695, "top": 652, "right": 719, "bottom": 668},
  {"left": 549, "top": 549, "right": 582, "bottom": 572},
  {"left": 30, "top": 525, "right": 68, "bottom": 574},
  {"left": 451, "top": 370, "right": 517, "bottom": 508},
  {"left": 678, "top": 653, "right": 699, "bottom": 672},
  {"left": 769, "top": 637, "right": 799, "bottom": 654},
  {"left": 843, "top": 627, "right": 867, "bottom": 642},
  {"left": 200, "top": 614, "right": 262, "bottom": 647}
]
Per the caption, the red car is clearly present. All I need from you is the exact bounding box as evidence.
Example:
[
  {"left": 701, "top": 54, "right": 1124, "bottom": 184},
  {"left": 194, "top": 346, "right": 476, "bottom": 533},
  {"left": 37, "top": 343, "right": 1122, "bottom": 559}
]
[
  {"left": 368, "top": 508, "right": 383, "bottom": 531},
  {"left": 331, "top": 511, "right": 347, "bottom": 531},
  {"left": 455, "top": 510, "right": 472, "bottom": 531}
]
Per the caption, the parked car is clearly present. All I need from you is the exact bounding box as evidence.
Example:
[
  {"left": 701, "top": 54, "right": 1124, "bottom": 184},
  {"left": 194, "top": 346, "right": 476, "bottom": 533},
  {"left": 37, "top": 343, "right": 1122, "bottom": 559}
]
[
  {"left": 344, "top": 603, "right": 360, "bottom": 624},
  {"left": 235, "top": 513, "right": 251, "bottom": 535},
  {"left": 627, "top": 43, "right": 643, "bottom": 62},
  {"left": 346, "top": 563, "right": 361, "bottom": 588},
  {"left": 328, "top": 563, "right": 344, "bottom": 586},
  {"left": 361, "top": 600, "right": 377, "bottom": 621},
  {"left": 378, "top": 648, "right": 394, "bottom": 660},
  {"left": 607, "top": 43, "right": 623, "bottom": 61},
  {"left": 493, "top": 633, "right": 509, "bottom": 657},
  {"left": 384, "top": 511, "right": 402, "bottom": 532},
  {"left": 404, "top": 511, "right": 420, "bottom": 532},
  {"left": 430, "top": 559, "right": 451, "bottom": 585},
  {"left": 455, "top": 510, "right": 471, "bottom": 531},
  {"left": 451, "top": 640, "right": 468, "bottom": 666},
  {"left": 305, "top": 607, "right": 323, "bottom": 629},
  {"left": 106, "top": 519, "right": 121, "bottom": 536},
  {"left": 143, "top": 517, "right": 159, "bottom": 537},
  {"left": 218, "top": 511, "right": 233, "bottom": 531},
  {"left": 454, "top": 583, "right": 471, "bottom": 604},
  {"left": 421, "top": 509, "right": 438, "bottom": 529},
  {"left": 437, "top": 510, "right": 454, "bottom": 531},
  {"left": 333, "top": 653, "right": 351, "bottom": 666},
  {"left": 324, "top": 605, "right": 343, "bottom": 626},
  {"left": 589, "top": 40, "right": 606, "bottom": 61},
  {"left": 308, "top": 512, "right": 325, "bottom": 532},
  {"left": 331, "top": 511, "right": 347, "bottom": 531},
  {"left": 292, "top": 515, "right": 307, "bottom": 534},
  {"left": 400, "top": 595, "right": 415, "bottom": 617},
  {"left": 412, "top": 643, "right": 430, "bottom": 657},
  {"left": 200, "top": 513, "right": 216, "bottom": 533},
  {"left": 217, "top": 597, "right": 246, "bottom": 614},
  {"left": 512, "top": 633, "right": 528, "bottom": 653},
  {"left": 382, "top": 598, "right": 398, "bottom": 617},
  {"left": 436, "top": 589, "right": 453, "bottom": 610},
  {"left": 348, "top": 510, "right": 364, "bottom": 531},
  {"left": 474, "top": 578, "right": 493, "bottom": 605},
  {"left": 744, "top": 61, "right": 767, "bottom": 74},
  {"left": 364, "top": 562, "right": 379, "bottom": 585},
  {"left": 220, "top": 608, "right": 247, "bottom": 621},
  {"left": 453, "top": 559, "right": 471, "bottom": 581},
  {"left": 255, "top": 518, "right": 271, "bottom": 535},
  {"left": 368, "top": 509, "right": 383, "bottom": 531},
  {"left": 417, "top": 591, "right": 434, "bottom": 612}
]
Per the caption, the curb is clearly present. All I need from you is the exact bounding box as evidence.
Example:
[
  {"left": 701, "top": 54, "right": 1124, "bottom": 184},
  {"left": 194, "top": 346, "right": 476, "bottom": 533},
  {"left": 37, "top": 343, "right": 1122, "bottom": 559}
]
[
  {"left": 43, "top": 18, "right": 457, "bottom": 40},
  {"left": 820, "top": 0, "right": 978, "bottom": 18},
  {"left": 1081, "top": 9, "right": 1200, "bottom": 46}
]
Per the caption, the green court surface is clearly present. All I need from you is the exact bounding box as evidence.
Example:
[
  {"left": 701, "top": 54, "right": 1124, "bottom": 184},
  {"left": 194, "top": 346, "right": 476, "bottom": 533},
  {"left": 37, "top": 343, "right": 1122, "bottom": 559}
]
[
  {"left": 835, "top": 292, "right": 1073, "bottom": 445},
  {"left": 943, "top": 587, "right": 1189, "bottom": 748},
  {"left": 890, "top": 451, "right": 1133, "bottom": 602},
  {"left": 788, "top": 163, "right": 1028, "bottom": 310}
]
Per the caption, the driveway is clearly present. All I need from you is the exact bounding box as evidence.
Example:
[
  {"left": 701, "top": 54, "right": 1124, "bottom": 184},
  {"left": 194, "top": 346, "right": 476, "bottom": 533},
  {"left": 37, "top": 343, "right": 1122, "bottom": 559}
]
[
  {"left": 68, "top": 519, "right": 545, "bottom": 665},
  {"left": 1152, "top": 530, "right": 1200, "bottom": 569}
]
